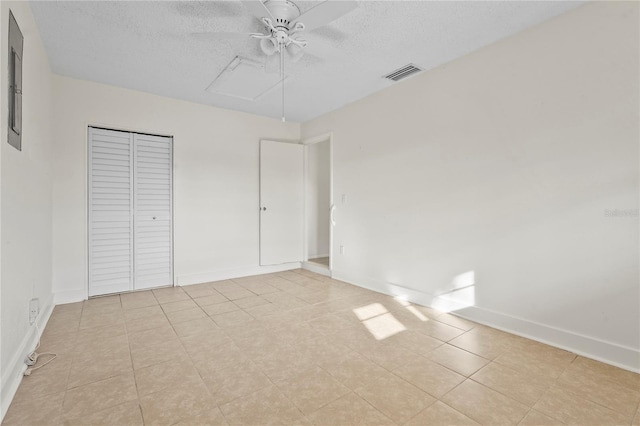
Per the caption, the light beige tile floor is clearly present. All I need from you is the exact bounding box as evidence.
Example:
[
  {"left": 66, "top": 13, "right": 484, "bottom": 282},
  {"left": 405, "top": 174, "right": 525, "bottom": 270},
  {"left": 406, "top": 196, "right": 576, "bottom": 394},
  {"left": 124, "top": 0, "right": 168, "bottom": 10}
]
[
  {"left": 308, "top": 257, "right": 330, "bottom": 267},
  {"left": 3, "top": 269, "right": 639, "bottom": 425}
]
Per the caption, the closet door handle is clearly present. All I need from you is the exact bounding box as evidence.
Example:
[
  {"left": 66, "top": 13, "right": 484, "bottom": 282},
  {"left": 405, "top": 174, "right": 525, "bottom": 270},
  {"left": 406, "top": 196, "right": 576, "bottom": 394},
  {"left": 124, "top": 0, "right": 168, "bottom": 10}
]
[{"left": 330, "top": 204, "right": 336, "bottom": 226}]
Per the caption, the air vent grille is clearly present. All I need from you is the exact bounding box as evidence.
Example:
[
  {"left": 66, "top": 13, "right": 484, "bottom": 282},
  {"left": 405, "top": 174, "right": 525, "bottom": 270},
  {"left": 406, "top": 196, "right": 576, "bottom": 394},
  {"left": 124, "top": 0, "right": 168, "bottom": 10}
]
[{"left": 384, "top": 64, "right": 423, "bottom": 82}]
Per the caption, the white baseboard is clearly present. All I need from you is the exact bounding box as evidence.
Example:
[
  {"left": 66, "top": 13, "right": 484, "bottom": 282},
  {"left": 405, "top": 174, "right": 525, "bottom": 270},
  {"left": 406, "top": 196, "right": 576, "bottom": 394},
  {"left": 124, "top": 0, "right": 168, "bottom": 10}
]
[
  {"left": 54, "top": 263, "right": 305, "bottom": 300},
  {"left": 301, "top": 261, "right": 331, "bottom": 277},
  {"left": 1, "top": 297, "right": 54, "bottom": 422},
  {"left": 332, "top": 270, "right": 438, "bottom": 307},
  {"left": 332, "top": 269, "right": 640, "bottom": 374},
  {"left": 176, "top": 262, "right": 302, "bottom": 286},
  {"left": 53, "top": 288, "right": 86, "bottom": 305},
  {"left": 454, "top": 305, "right": 640, "bottom": 373}
]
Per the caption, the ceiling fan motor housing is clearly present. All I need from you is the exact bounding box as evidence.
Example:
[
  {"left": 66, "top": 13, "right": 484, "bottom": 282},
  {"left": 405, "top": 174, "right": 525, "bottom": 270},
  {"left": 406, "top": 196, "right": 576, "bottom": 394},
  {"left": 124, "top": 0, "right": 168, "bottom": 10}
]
[{"left": 264, "top": 0, "right": 301, "bottom": 31}]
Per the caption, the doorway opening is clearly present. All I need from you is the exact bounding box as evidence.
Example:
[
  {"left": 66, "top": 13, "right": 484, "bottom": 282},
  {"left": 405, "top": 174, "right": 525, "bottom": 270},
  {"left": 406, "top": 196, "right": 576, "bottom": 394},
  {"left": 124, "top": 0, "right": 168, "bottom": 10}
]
[{"left": 304, "top": 134, "right": 332, "bottom": 275}]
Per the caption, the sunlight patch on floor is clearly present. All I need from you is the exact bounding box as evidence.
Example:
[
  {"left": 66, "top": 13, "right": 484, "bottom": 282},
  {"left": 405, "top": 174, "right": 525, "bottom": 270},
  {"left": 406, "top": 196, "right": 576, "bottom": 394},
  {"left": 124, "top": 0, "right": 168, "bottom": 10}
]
[
  {"left": 353, "top": 302, "right": 388, "bottom": 321},
  {"left": 362, "top": 312, "right": 407, "bottom": 340},
  {"left": 405, "top": 305, "right": 429, "bottom": 321},
  {"left": 353, "top": 303, "right": 406, "bottom": 340}
]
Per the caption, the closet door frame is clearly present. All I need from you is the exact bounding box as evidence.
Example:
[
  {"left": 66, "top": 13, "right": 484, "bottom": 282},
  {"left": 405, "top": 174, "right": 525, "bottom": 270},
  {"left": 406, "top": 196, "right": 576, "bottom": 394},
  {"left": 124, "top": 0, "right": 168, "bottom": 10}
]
[{"left": 87, "top": 125, "right": 175, "bottom": 298}]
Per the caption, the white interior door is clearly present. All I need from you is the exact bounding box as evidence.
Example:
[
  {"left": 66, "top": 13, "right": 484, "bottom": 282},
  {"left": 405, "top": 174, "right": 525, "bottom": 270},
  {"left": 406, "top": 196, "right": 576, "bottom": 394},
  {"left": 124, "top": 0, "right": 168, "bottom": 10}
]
[
  {"left": 88, "top": 128, "right": 134, "bottom": 296},
  {"left": 89, "top": 128, "right": 173, "bottom": 296},
  {"left": 133, "top": 133, "right": 173, "bottom": 290},
  {"left": 260, "top": 140, "right": 304, "bottom": 265}
]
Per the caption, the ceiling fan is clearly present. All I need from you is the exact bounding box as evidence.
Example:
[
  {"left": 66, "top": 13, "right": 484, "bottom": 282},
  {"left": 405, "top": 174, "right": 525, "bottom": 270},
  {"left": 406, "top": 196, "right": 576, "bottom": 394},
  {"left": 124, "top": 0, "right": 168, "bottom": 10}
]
[
  {"left": 194, "top": 0, "right": 357, "bottom": 121},
  {"left": 246, "top": 0, "right": 356, "bottom": 62}
]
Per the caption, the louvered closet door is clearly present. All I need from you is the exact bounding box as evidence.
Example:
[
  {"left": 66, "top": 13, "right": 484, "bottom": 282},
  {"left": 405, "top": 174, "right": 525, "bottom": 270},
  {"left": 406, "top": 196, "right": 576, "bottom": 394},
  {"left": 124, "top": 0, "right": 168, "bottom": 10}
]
[
  {"left": 88, "top": 128, "right": 134, "bottom": 296},
  {"left": 133, "top": 133, "right": 173, "bottom": 290}
]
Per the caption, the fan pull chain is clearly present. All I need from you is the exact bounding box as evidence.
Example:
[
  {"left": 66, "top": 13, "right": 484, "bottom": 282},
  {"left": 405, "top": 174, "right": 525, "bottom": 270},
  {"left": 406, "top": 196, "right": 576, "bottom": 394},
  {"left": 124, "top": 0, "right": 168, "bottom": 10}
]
[{"left": 281, "top": 41, "right": 285, "bottom": 123}]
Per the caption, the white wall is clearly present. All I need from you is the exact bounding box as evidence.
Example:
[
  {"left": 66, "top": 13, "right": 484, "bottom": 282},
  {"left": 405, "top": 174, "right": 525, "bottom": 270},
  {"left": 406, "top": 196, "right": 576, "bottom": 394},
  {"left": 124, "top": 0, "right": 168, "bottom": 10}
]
[
  {"left": 52, "top": 76, "right": 299, "bottom": 301},
  {"left": 302, "top": 2, "right": 639, "bottom": 371},
  {"left": 306, "top": 140, "right": 330, "bottom": 259},
  {"left": 0, "top": 1, "right": 54, "bottom": 418}
]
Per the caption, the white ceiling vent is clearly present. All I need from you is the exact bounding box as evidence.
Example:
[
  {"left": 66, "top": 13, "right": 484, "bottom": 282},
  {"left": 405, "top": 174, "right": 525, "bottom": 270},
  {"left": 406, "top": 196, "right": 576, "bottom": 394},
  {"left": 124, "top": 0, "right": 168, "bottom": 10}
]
[{"left": 383, "top": 64, "right": 423, "bottom": 82}]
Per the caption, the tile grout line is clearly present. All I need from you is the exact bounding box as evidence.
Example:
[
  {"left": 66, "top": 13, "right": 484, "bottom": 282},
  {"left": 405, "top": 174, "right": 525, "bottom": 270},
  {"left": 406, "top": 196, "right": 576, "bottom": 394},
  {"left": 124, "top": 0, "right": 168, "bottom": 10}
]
[{"left": 130, "top": 291, "right": 152, "bottom": 425}]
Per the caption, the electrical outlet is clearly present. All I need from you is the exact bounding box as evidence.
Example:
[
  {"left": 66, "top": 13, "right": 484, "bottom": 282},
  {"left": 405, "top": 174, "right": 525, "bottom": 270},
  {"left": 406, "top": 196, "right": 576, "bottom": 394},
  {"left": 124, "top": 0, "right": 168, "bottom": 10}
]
[{"left": 29, "top": 298, "right": 39, "bottom": 325}]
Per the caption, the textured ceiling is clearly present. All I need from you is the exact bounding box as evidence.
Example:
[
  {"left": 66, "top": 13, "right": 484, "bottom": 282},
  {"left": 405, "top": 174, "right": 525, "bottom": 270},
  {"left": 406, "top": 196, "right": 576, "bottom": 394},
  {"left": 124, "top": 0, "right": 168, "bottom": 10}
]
[{"left": 30, "top": 1, "right": 583, "bottom": 123}]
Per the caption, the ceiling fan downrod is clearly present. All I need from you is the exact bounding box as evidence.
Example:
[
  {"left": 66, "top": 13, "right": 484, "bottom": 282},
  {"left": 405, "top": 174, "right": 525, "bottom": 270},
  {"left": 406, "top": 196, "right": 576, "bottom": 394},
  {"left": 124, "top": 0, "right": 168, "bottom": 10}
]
[{"left": 281, "top": 41, "right": 285, "bottom": 122}]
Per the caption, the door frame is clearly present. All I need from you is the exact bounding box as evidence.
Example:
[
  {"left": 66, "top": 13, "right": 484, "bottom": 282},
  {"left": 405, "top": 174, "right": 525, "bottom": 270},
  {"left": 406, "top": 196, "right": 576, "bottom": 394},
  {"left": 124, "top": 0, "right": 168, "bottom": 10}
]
[
  {"left": 302, "top": 132, "right": 333, "bottom": 273},
  {"left": 86, "top": 125, "right": 175, "bottom": 298}
]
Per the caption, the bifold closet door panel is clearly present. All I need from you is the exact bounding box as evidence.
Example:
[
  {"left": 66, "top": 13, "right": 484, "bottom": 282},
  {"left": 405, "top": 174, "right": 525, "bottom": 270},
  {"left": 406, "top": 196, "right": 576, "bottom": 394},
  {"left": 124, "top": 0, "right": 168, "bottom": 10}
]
[
  {"left": 133, "top": 133, "right": 173, "bottom": 290},
  {"left": 88, "top": 128, "right": 134, "bottom": 296}
]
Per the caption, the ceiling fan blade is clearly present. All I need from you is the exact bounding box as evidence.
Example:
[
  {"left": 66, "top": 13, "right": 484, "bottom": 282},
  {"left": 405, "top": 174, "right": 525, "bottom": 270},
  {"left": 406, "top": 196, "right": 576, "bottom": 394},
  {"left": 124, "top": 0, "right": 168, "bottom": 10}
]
[
  {"left": 241, "top": 0, "right": 275, "bottom": 21},
  {"left": 302, "top": 37, "right": 343, "bottom": 61},
  {"left": 191, "top": 32, "right": 255, "bottom": 41},
  {"left": 292, "top": 1, "right": 357, "bottom": 32}
]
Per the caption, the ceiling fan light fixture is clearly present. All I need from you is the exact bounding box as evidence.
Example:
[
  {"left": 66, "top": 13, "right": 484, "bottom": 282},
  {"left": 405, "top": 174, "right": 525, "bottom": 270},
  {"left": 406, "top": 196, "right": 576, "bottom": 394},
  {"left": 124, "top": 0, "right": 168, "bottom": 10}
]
[{"left": 260, "top": 37, "right": 278, "bottom": 55}]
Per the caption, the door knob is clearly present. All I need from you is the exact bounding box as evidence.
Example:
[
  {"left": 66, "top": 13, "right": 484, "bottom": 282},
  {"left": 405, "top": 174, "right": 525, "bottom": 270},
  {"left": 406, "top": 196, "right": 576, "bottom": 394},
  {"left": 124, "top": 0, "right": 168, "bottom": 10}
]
[
  {"left": 152, "top": 216, "right": 157, "bottom": 220},
  {"left": 261, "top": 207, "right": 267, "bottom": 211}
]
